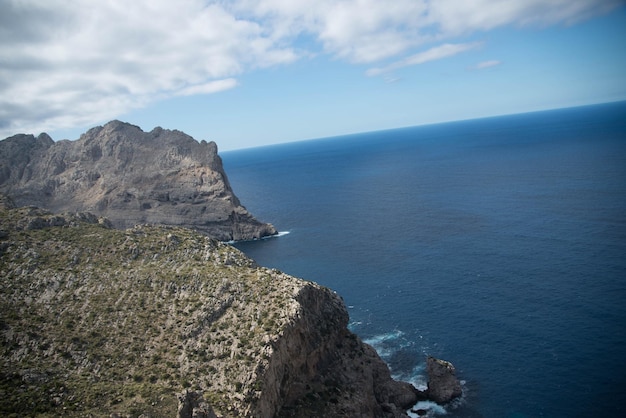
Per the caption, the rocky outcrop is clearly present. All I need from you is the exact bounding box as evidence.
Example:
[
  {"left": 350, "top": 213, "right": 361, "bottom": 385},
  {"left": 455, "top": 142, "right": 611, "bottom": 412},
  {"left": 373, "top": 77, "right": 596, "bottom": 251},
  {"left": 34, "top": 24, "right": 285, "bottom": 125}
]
[
  {"left": 255, "top": 284, "right": 420, "bottom": 417},
  {"left": 425, "top": 356, "right": 463, "bottom": 404},
  {"left": 0, "top": 200, "right": 425, "bottom": 417},
  {"left": 0, "top": 121, "right": 276, "bottom": 241},
  {"left": 0, "top": 193, "right": 16, "bottom": 210},
  {"left": 178, "top": 391, "right": 218, "bottom": 418}
]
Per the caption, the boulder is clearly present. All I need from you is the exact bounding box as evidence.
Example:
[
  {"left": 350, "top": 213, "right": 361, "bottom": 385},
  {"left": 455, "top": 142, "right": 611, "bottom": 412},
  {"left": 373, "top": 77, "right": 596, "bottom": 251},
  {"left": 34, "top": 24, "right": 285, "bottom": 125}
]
[{"left": 426, "top": 356, "right": 462, "bottom": 404}]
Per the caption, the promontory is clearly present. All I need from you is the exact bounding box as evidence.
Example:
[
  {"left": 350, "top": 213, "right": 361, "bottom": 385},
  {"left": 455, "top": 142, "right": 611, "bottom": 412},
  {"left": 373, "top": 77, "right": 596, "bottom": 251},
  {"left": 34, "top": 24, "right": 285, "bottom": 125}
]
[
  {"left": 0, "top": 196, "right": 422, "bottom": 417},
  {"left": 0, "top": 120, "right": 276, "bottom": 241},
  {"left": 0, "top": 123, "right": 462, "bottom": 417}
]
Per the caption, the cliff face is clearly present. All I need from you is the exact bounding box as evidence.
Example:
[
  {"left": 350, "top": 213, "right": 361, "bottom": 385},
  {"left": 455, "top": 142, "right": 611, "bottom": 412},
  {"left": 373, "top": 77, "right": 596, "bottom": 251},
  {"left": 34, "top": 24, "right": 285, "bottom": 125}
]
[
  {"left": 257, "top": 284, "right": 419, "bottom": 418},
  {"left": 0, "top": 200, "right": 418, "bottom": 417},
  {"left": 0, "top": 121, "right": 276, "bottom": 241}
]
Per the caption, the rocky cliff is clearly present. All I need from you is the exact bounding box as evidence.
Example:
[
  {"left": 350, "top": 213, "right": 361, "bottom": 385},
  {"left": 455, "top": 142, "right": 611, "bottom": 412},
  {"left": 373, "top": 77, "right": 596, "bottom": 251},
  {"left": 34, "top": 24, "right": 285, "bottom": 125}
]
[
  {"left": 0, "top": 121, "right": 276, "bottom": 241},
  {"left": 0, "top": 199, "right": 429, "bottom": 417}
]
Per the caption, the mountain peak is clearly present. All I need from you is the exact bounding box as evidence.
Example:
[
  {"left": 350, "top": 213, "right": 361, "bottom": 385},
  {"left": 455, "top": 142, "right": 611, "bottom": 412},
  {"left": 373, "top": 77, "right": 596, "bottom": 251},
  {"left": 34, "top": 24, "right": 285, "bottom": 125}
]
[{"left": 0, "top": 122, "right": 275, "bottom": 241}]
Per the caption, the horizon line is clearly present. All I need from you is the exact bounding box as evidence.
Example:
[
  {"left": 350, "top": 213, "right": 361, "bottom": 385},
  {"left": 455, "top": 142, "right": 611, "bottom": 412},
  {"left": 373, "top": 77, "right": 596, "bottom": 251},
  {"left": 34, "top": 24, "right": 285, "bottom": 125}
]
[{"left": 220, "top": 99, "right": 626, "bottom": 153}]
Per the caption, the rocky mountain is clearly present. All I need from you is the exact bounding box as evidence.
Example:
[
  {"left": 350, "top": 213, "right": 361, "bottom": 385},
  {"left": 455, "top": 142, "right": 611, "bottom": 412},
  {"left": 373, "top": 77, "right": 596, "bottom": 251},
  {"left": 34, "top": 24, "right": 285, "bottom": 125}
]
[
  {"left": 0, "top": 122, "right": 464, "bottom": 416},
  {"left": 0, "top": 198, "right": 443, "bottom": 417},
  {"left": 0, "top": 121, "right": 276, "bottom": 241}
]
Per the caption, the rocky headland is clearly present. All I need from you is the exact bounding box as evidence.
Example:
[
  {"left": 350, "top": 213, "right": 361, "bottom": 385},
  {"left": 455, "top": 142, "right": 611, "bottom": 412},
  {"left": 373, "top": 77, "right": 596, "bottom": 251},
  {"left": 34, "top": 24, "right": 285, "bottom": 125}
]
[
  {"left": 0, "top": 121, "right": 276, "bottom": 241},
  {"left": 0, "top": 197, "right": 462, "bottom": 417},
  {"left": 0, "top": 123, "right": 462, "bottom": 416}
]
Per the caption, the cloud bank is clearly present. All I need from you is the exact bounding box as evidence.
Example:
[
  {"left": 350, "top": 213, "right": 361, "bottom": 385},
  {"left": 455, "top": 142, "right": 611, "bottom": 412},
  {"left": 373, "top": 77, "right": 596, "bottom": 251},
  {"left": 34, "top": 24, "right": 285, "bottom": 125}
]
[{"left": 0, "top": 0, "right": 620, "bottom": 137}]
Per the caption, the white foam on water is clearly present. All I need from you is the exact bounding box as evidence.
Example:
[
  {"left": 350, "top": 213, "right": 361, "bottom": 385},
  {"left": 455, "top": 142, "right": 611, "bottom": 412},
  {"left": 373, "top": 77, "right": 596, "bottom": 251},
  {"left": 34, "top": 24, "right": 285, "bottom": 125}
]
[
  {"left": 225, "top": 230, "right": 290, "bottom": 244},
  {"left": 362, "top": 330, "right": 405, "bottom": 359},
  {"left": 363, "top": 330, "right": 404, "bottom": 346},
  {"left": 259, "top": 230, "right": 290, "bottom": 240},
  {"left": 361, "top": 331, "right": 458, "bottom": 415},
  {"left": 400, "top": 363, "right": 428, "bottom": 391},
  {"left": 407, "top": 401, "right": 448, "bottom": 417}
]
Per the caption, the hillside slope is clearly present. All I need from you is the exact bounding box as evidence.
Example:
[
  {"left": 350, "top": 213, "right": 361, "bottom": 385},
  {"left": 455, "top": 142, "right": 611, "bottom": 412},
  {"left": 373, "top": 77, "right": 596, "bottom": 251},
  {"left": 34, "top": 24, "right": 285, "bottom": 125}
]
[{"left": 0, "top": 198, "right": 420, "bottom": 417}]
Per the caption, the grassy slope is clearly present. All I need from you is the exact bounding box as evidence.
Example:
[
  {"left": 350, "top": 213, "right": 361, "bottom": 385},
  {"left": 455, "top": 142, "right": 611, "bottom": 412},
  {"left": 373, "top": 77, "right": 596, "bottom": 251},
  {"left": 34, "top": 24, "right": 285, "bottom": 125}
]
[{"left": 0, "top": 205, "right": 305, "bottom": 417}]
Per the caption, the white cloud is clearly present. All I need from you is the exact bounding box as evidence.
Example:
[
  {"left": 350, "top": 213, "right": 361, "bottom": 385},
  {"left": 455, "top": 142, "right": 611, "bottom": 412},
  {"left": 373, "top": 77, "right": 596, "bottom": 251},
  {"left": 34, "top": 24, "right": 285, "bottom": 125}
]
[
  {"left": 384, "top": 76, "right": 402, "bottom": 84},
  {"left": 0, "top": 0, "right": 296, "bottom": 137},
  {"left": 471, "top": 60, "right": 503, "bottom": 70},
  {"left": 232, "top": 0, "right": 621, "bottom": 62},
  {"left": 0, "top": 0, "right": 621, "bottom": 137},
  {"left": 175, "top": 79, "right": 239, "bottom": 97},
  {"left": 230, "top": 0, "right": 431, "bottom": 63},
  {"left": 427, "top": 0, "right": 621, "bottom": 35},
  {"left": 366, "top": 42, "right": 482, "bottom": 76}
]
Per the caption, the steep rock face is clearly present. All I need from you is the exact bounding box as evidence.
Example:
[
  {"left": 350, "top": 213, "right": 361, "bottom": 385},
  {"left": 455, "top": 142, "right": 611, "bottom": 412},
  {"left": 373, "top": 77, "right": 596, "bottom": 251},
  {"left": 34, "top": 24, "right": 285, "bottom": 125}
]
[
  {"left": 0, "top": 200, "right": 418, "bottom": 417},
  {"left": 255, "top": 284, "right": 419, "bottom": 417},
  {"left": 426, "top": 357, "right": 463, "bottom": 404},
  {"left": 0, "top": 121, "right": 276, "bottom": 241}
]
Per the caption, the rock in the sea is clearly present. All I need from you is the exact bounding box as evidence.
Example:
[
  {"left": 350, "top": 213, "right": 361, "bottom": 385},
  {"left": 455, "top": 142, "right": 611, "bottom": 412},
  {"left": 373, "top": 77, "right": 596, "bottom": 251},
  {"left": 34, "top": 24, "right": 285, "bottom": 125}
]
[
  {"left": 0, "top": 121, "right": 276, "bottom": 241},
  {"left": 426, "top": 356, "right": 463, "bottom": 404}
]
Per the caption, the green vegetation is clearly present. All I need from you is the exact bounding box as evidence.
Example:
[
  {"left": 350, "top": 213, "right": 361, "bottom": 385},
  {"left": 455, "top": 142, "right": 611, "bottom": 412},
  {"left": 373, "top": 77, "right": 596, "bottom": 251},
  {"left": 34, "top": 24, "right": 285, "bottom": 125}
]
[{"left": 0, "top": 205, "right": 302, "bottom": 417}]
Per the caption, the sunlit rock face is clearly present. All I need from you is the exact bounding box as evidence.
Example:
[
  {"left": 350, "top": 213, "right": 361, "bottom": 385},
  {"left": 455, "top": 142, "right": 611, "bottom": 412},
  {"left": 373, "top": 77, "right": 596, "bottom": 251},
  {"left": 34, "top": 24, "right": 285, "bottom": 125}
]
[{"left": 0, "top": 120, "right": 276, "bottom": 241}]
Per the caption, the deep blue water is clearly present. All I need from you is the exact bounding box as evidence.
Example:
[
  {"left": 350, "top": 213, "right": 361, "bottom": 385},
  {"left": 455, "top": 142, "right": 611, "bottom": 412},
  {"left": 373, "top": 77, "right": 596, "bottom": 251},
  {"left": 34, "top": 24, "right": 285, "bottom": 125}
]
[{"left": 222, "top": 102, "right": 626, "bottom": 417}]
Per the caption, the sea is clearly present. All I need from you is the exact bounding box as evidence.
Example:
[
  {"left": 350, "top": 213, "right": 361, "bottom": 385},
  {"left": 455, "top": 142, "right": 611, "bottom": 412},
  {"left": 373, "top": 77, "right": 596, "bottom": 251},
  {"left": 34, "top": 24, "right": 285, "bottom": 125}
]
[{"left": 221, "top": 101, "right": 626, "bottom": 418}]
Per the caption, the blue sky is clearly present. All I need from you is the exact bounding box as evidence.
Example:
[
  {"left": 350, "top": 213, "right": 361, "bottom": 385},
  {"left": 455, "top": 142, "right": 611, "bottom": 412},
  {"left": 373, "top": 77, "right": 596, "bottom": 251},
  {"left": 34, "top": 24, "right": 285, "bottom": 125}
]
[{"left": 1, "top": 0, "right": 625, "bottom": 150}]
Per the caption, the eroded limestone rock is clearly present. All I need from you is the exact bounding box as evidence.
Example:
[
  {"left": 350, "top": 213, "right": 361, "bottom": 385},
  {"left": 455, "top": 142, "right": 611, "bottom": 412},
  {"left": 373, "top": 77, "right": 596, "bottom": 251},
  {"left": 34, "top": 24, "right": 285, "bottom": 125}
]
[
  {"left": 425, "top": 356, "right": 463, "bottom": 404},
  {"left": 0, "top": 121, "right": 276, "bottom": 241}
]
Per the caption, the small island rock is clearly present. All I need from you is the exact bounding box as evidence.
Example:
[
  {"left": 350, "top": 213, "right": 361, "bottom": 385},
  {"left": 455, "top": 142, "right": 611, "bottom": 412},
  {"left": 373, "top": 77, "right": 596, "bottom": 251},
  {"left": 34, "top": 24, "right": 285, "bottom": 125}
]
[{"left": 426, "top": 356, "right": 463, "bottom": 404}]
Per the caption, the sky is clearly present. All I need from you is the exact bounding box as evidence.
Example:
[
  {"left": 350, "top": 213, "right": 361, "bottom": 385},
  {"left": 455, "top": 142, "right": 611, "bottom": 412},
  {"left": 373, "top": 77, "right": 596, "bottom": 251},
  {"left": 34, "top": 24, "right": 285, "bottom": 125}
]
[{"left": 1, "top": 0, "right": 625, "bottom": 151}]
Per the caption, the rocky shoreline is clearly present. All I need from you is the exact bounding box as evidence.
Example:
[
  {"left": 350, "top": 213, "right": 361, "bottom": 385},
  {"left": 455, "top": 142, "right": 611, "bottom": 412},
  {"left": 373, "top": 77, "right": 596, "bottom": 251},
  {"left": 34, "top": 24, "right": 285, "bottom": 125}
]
[
  {"left": 1, "top": 123, "right": 462, "bottom": 416},
  {"left": 0, "top": 197, "right": 462, "bottom": 417}
]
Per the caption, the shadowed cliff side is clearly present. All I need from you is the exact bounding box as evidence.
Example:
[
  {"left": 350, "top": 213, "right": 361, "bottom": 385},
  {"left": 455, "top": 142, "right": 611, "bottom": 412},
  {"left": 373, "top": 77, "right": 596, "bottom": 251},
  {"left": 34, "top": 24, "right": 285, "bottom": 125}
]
[{"left": 0, "top": 121, "right": 276, "bottom": 241}]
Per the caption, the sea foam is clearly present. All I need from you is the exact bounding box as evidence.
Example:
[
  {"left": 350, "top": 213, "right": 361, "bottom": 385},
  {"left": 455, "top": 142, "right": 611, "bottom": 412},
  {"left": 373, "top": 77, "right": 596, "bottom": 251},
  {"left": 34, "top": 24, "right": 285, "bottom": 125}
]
[{"left": 407, "top": 401, "right": 448, "bottom": 417}]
